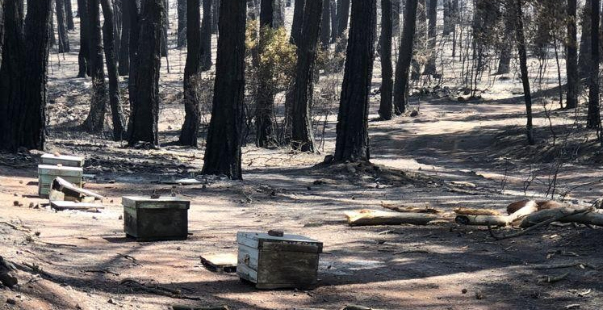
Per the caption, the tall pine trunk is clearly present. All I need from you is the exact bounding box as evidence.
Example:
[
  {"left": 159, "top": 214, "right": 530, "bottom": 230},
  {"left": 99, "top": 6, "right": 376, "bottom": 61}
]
[
  {"left": 393, "top": 0, "right": 418, "bottom": 115},
  {"left": 320, "top": 0, "right": 330, "bottom": 49},
  {"left": 56, "top": 0, "right": 71, "bottom": 53},
  {"left": 336, "top": 0, "right": 350, "bottom": 39},
  {"left": 423, "top": 0, "right": 437, "bottom": 75},
  {"left": 127, "top": 0, "right": 164, "bottom": 146},
  {"left": 177, "top": 0, "right": 186, "bottom": 47},
  {"left": 118, "top": 0, "right": 131, "bottom": 76},
  {"left": 330, "top": 0, "right": 337, "bottom": 43},
  {"left": 514, "top": 0, "right": 534, "bottom": 145},
  {"left": 333, "top": 0, "right": 376, "bottom": 162},
  {"left": 566, "top": 0, "right": 578, "bottom": 110},
  {"left": 587, "top": 0, "right": 601, "bottom": 129},
  {"left": 290, "top": 0, "right": 323, "bottom": 152},
  {"left": 290, "top": 0, "right": 305, "bottom": 45},
  {"left": 379, "top": 0, "right": 393, "bottom": 120},
  {"left": 256, "top": 0, "right": 277, "bottom": 148},
  {"left": 202, "top": 0, "right": 247, "bottom": 179},
  {"left": 273, "top": 0, "right": 285, "bottom": 28},
  {"left": 0, "top": 0, "right": 5, "bottom": 69},
  {"left": 497, "top": 0, "right": 513, "bottom": 75},
  {"left": 127, "top": 0, "right": 140, "bottom": 105},
  {"left": 83, "top": 0, "right": 107, "bottom": 133},
  {"left": 179, "top": 0, "right": 201, "bottom": 146},
  {"left": 77, "top": 0, "right": 89, "bottom": 77},
  {"left": 200, "top": 0, "right": 212, "bottom": 71},
  {"left": 579, "top": 0, "right": 592, "bottom": 80},
  {"left": 65, "top": 0, "right": 75, "bottom": 30}
]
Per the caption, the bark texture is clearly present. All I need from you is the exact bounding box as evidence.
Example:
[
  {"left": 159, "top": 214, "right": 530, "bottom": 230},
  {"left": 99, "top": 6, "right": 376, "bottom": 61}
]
[
  {"left": 179, "top": 0, "right": 201, "bottom": 146},
  {"left": 379, "top": 0, "right": 393, "bottom": 120},
  {"left": 77, "top": 0, "right": 89, "bottom": 77},
  {"left": 566, "top": 0, "right": 578, "bottom": 109},
  {"left": 587, "top": 0, "right": 601, "bottom": 129},
  {"left": 200, "top": 0, "right": 212, "bottom": 71},
  {"left": 56, "top": 0, "right": 70, "bottom": 52},
  {"left": 514, "top": 0, "right": 534, "bottom": 145},
  {"left": 393, "top": 0, "right": 418, "bottom": 115},
  {"left": 82, "top": 0, "right": 107, "bottom": 133},
  {"left": 290, "top": 0, "right": 305, "bottom": 45},
  {"left": 118, "top": 0, "right": 131, "bottom": 76},
  {"left": 255, "top": 0, "right": 277, "bottom": 148}
]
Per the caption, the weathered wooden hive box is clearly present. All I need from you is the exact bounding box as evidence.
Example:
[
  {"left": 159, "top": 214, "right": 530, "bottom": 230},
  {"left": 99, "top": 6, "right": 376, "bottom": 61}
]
[
  {"left": 237, "top": 231, "right": 323, "bottom": 289},
  {"left": 41, "top": 153, "right": 85, "bottom": 167},
  {"left": 122, "top": 196, "right": 191, "bottom": 241},
  {"left": 38, "top": 165, "right": 83, "bottom": 198}
]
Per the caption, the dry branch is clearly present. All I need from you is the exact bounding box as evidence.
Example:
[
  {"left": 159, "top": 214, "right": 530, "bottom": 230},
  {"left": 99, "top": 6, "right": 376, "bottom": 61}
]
[
  {"left": 344, "top": 210, "right": 439, "bottom": 226},
  {"left": 120, "top": 278, "right": 201, "bottom": 301},
  {"left": 521, "top": 207, "right": 602, "bottom": 228},
  {"left": 456, "top": 201, "right": 538, "bottom": 227}
]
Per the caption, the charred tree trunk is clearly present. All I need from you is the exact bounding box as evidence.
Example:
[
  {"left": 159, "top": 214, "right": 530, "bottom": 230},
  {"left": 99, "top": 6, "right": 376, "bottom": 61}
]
[
  {"left": 49, "top": 11, "right": 56, "bottom": 48},
  {"left": 161, "top": 0, "right": 168, "bottom": 57},
  {"left": 211, "top": 0, "right": 219, "bottom": 34},
  {"left": 273, "top": 0, "right": 285, "bottom": 28},
  {"left": 202, "top": 0, "right": 247, "bottom": 179},
  {"left": 411, "top": 0, "right": 426, "bottom": 80},
  {"left": 56, "top": 0, "right": 71, "bottom": 53},
  {"left": 100, "top": 0, "right": 126, "bottom": 140},
  {"left": 423, "top": 0, "right": 437, "bottom": 75},
  {"left": 290, "top": 0, "right": 305, "bottom": 45},
  {"left": 118, "top": 0, "right": 131, "bottom": 76},
  {"left": 127, "top": 0, "right": 164, "bottom": 146},
  {"left": 256, "top": 0, "right": 277, "bottom": 148},
  {"left": 65, "top": 0, "right": 75, "bottom": 30},
  {"left": 333, "top": 0, "right": 376, "bottom": 162},
  {"left": 83, "top": 0, "right": 107, "bottom": 133},
  {"left": 579, "top": 0, "right": 592, "bottom": 80},
  {"left": 0, "top": 0, "right": 4, "bottom": 69},
  {"left": 379, "top": 0, "right": 393, "bottom": 120},
  {"left": 200, "top": 0, "right": 212, "bottom": 71},
  {"left": 393, "top": 0, "right": 418, "bottom": 115},
  {"left": 566, "top": 0, "right": 578, "bottom": 109},
  {"left": 320, "top": 0, "right": 330, "bottom": 49},
  {"left": 330, "top": 0, "right": 337, "bottom": 43},
  {"left": 514, "top": 0, "right": 534, "bottom": 145},
  {"left": 127, "top": 0, "right": 140, "bottom": 102},
  {"left": 113, "top": 0, "right": 122, "bottom": 60},
  {"left": 336, "top": 0, "right": 350, "bottom": 39},
  {"left": 179, "top": 0, "right": 201, "bottom": 146},
  {"left": 77, "top": 0, "right": 89, "bottom": 77},
  {"left": 392, "top": 0, "right": 400, "bottom": 35},
  {"left": 177, "top": 0, "right": 186, "bottom": 47},
  {"left": 443, "top": 0, "right": 452, "bottom": 35},
  {"left": 290, "top": 0, "right": 323, "bottom": 152},
  {"left": 497, "top": 1, "right": 513, "bottom": 75},
  {"left": 587, "top": 0, "right": 601, "bottom": 129}
]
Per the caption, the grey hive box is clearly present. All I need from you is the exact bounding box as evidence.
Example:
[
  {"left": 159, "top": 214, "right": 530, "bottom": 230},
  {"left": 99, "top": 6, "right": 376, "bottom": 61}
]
[
  {"left": 122, "top": 196, "right": 190, "bottom": 241},
  {"left": 41, "top": 153, "right": 85, "bottom": 167},
  {"left": 236, "top": 231, "right": 323, "bottom": 289},
  {"left": 38, "top": 165, "right": 83, "bottom": 198}
]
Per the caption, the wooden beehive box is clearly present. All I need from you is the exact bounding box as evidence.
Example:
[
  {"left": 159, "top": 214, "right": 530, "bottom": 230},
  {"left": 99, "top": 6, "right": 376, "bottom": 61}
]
[
  {"left": 38, "top": 165, "right": 83, "bottom": 198},
  {"left": 41, "top": 153, "right": 84, "bottom": 167},
  {"left": 122, "top": 196, "right": 190, "bottom": 241},
  {"left": 237, "top": 231, "right": 323, "bottom": 289}
]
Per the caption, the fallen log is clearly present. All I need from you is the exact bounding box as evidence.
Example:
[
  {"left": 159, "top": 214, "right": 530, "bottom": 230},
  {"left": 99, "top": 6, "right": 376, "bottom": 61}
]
[
  {"left": 51, "top": 177, "right": 104, "bottom": 202},
  {"left": 456, "top": 201, "right": 538, "bottom": 227},
  {"left": 380, "top": 202, "right": 441, "bottom": 214},
  {"left": 520, "top": 207, "right": 602, "bottom": 228},
  {"left": 344, "top": 210, "right": 439, "bottom": 226}
]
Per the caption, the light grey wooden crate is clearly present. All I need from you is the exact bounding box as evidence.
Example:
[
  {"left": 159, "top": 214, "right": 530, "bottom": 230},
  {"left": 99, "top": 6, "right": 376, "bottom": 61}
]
[
  {"left": 38, "top": 165, "right": 83, "bottom": 197},
  {"left": 236, "top": 231, "right": 323, "bottom": 289},
  {"left": 41, "top": 154, "right": 85, "bottom": 167}
]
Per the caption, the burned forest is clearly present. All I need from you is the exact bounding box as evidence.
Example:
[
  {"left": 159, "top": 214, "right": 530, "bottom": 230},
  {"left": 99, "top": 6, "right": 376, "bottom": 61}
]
[{"left": 3, "top": 0, "right": 603, "bottom": 309}]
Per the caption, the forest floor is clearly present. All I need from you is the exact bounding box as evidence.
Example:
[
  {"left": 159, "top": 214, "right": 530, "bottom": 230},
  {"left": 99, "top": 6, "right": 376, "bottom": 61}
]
[{"left": 3, "top": 5, "right": 603, "bottom": 310}]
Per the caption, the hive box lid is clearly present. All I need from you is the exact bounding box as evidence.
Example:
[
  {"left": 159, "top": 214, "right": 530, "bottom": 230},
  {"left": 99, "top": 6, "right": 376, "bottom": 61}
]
[
  {"left": 41, "top": 153, "right": 85, "bottom": 166},
  {"left": 122, "top": 196, "right": 191, "bottom": 209},
  {"left": 38, "top": 164, "right": 83, "bottom": 173},
  {"left": 237, "top": 231, "right": 323, "bottom": 253}
]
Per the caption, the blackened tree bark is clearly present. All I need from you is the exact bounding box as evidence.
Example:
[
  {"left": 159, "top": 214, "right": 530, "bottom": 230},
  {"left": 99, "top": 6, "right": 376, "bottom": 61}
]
[
  {"left": 393, "top": 0, "right": 418, "bottom": 115},
  {"left": 256, "top": 0, "right": 276, "bottom": 147},
  {"left": 65, "top": 0, "right": 75, "bottom": 30},
  {"left": 379, "top": 0, "right": 393, "bottom": 120},
  {"left": 77, "top": 0, "right": 89, "bottom": 77},
  {"left": 423, "top": 0, "right": 437, "bottom": 75},
  {"left": 200, "top": 0, "right": 212, "bottom": 71},
  {"left": 211, "top": 0, "right": 218, "bottom": 34},
  {"left": 100, "top": 0, "right": 126, "bottom": 140},
  {"left": 118, "top": 0, "right": 131, "bottom": 76},
  {"left": 127, "top": 0, "right": 140, "bottom": 101},
  {"left": 202, "top": 0, "right": 247, "bottom": 179},
  {"left": 127, "top": 0, "right": 164, "bottom": 146},
  {"left": 411, "top": 0, "right": 426, "bottom": 80},
  {"left": 579, "top": 0, "right": 592, "bottom": 79},
  {"left": 247, "top": 0, "right": 259, "bottom": 20},
  {"left": 49, "top": 12, "right": 56, "bottom": 47},
  {"left": 497, "top": 0, "right": 513, "bottom": 75},
  {"left": 320, "top": 0, "right": 330, "bottom": 49},
  {"left": 177, "top": 0, "right": 186, "bottom": 47},
  {"left": 587, "top": 0, "right": 601, "bottom": 129},
  {"left": 566, "top": 0, "right": 578, "bottom": 109},
  {"left": 83, "top": 0, "right": 107, "bottom": 133},
  {"left": 113, "top": 0, "right": 122, "bottom": 60},
  {"left": 0, "top": 0, "right": 4, "bottom": 69},
  {"left": 330, "top": 0, "right": 337, "bottom": 43},
  {"left": 290, "top": 0, "right": 323, "bottom": 152},
  {"left": 179, "top": 0, "right": 201, "bottom": 146},
  {"left": 161, "top": 0, "right": 168, "bottom": 57},
  {"left": 273, "top": 0, "right": 285, "bottom": 28},
  {"left": 336, "top": 0, "right": 350, "bottom": 39},
  {"left": 333, "top": 0, "right": 376, "bottom": 162},
  {"left": 443, "top": 0, "right": 452, "bottom": 35},
  {"left": 514, "top": 0, "right": 534, "bottom": 145},
  {"left": 290, "top": 0, "right": 305, "bottom": 45},
  {"left": 392, "top": 0, "right": 400, "bottom": 35},
  {"left": 56, "top": 0, "right": 71, "bottom": 53}
]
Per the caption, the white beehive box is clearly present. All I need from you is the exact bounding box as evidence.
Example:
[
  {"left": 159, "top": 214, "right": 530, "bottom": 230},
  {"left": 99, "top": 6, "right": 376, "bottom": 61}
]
[
  {"left": 41, "top": 153, "right": 85, "bottom": 167},
  {"left": 38, "top": 165, "right": 83, "bottom": 197},
  {"left": 237, "top": 231, "right": 323, "bottom": 289}
]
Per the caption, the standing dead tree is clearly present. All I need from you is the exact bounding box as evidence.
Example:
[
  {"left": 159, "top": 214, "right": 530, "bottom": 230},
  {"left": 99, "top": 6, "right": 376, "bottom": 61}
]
[{"left": 393, "top": 0, "right": 419, "bottom": 115}]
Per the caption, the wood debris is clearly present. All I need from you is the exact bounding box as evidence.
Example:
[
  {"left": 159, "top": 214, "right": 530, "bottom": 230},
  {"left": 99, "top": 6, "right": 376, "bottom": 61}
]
[
  {"left": 51, "top": 177, "right": 104, "bottom": 202},
  {"left": 345, "top": 209, "right": 439, "bottom": 226}
]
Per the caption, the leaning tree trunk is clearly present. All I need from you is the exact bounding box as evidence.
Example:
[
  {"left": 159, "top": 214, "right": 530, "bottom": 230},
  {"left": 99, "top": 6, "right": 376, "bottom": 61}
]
[
  {"left": 202, "top": 0, "right": 247, "bottom": 179},
  {"left": 127, "top": 0, "right": 164, "bottom": 146},
  {"left": 333, "top": 0, "right": 376, "bottom": 162},
  {"left": 179, "top": 0, "right": 201, "bottom": 146},
  {"left": 118, "top": 0, "right": 131, "bottom": 76},
  {"left": 200, "top": 0, "right": 212, "bottom": 71},
  {"left": 290, "top": 0, "right": 323, "bottom": 152},
  {"left": 514, "top": 0, "right": 534, "bottom": 145},
  {"left": 100, "top": 0, "right": 126, "bottom": 141},
  {"left": 379, "top": 0, "right": 393, "bottom": 120},
  {"left": 18, "top": 0, "right": 53, "bottom": 150},
  {"left": 393, "top": 0, "right": 419, "bottom": 115},
  {"left": 65, "top": 0, "right": 75, "bottom": 30},
  {"left": 423, "top": 0, "right": 437, "bottom": 75},
  {"left": 256, "top": 0, "right": 277, "bottom": 148},
  {"left": 83, "top": 0, "right": 107, "bottom": 133},
  {"left": 177, "top": 0, "right": 186, "bottom": 47},
  {"left": 77, "top": 0, "right": 89, "bottom": 77},
  {"left": 579, "top": 0, "right": 592, "bottom": 80},
  {"left": 566, "top": 0, "right": 578, "bottom": 110},
  {"left": 290, "top": 0, "right": 305, "bottom": 45},
  {"left": 587, "top": 0, "right": 601, "bottom": 129},
  {"left": 56, "top": 0, "right": 71, "bottom": 53}
]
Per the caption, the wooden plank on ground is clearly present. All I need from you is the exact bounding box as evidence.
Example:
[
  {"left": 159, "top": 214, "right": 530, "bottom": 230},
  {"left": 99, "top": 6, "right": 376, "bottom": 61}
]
[
  {"left": 50, "top": 201, "right": 104, "bottom": 212},
  {"left": 200, "top": 253, "right": 237, "bottom": 273}
]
